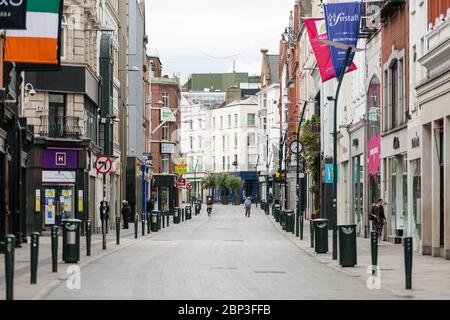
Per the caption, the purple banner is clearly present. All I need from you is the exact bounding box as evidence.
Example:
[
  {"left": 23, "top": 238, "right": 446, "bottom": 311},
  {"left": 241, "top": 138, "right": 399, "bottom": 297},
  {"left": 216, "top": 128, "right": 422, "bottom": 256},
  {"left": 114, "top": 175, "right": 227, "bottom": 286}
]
[
  {"left": 323, "top": 1, "right": 363, "bottom": 77},
  {"left": 43, "top": 149, "right": 78, "bottom": 169}
]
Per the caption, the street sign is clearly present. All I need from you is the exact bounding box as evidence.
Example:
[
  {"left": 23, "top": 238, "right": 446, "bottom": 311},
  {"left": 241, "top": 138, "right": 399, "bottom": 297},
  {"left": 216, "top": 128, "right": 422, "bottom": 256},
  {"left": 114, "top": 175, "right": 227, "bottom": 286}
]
[
  {"left": 0, "top": 0, "right": 28, "bottom": 30},
  {"left": 95, "top": 155, "right": 112, "bottom": 175},
  {"left": 186, "top": 182, "right": 193, "bottom": 191},
  {"left": 290, "top": 140, "right": 303, "bottom": 154},
  {"left": 177, "top": 177, "right": 186, "bottom": 188}
]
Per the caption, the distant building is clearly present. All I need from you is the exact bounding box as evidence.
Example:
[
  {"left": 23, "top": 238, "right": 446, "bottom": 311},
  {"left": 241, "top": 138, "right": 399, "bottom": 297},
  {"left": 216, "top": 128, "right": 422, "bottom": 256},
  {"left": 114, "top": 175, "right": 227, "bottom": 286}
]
[{"left": 185, "top": 72, "right": 260, "bottom": 92}]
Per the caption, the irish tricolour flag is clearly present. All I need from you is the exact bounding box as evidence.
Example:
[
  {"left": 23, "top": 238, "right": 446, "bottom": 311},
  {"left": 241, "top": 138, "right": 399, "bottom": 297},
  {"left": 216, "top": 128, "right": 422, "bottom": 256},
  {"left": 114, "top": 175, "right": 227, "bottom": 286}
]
[{"left": 5, "top": 0, "right": 62, "bottom": 65}]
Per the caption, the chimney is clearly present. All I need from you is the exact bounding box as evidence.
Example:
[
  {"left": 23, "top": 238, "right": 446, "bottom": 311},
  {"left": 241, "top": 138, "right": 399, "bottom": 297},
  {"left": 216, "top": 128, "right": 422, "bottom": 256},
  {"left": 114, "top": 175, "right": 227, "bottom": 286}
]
[{"left": 226, "top": 86, "right": 241, "bottom": 104}]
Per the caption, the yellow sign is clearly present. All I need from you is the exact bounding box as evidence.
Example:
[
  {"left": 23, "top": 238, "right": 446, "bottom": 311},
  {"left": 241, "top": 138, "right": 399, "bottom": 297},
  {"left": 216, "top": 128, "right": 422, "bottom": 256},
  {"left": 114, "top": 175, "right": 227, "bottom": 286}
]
[
  {"left": 78, "top": 190, "right": 83, "bottom": 213},
  {"left": 175, "top": 157, "right": 188, "bottom": 174},
  {"left": 35, "top": 190, "right": 41, "bottom": 213}
]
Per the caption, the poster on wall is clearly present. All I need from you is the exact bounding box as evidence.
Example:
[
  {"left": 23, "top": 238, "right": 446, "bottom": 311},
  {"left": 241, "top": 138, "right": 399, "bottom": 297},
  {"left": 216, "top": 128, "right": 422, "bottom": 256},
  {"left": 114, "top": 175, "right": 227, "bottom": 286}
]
[
  {"left": 45, "top": 189, "right": 56, "bottom": 225},
  {"left": 35, "top": 189, "right": 41, "bottom": 213}
]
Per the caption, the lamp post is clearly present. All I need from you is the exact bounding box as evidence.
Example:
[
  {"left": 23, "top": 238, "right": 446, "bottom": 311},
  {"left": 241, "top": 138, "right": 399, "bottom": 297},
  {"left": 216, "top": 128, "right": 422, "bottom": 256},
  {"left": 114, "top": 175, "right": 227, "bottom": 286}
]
[
  {"left": 315, "top": 38, "right": 363, "bottom": 260},
  {"left": 255, "top": 155, "right": 260, "bottom": 208},
  {"left": 193, "top": 159, "right": 199, "bottom": 204}
]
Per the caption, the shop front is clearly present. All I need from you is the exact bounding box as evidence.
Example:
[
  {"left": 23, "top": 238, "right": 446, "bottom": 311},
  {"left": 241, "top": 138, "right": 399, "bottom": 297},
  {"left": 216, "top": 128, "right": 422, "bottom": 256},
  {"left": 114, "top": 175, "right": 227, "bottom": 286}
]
[
  {"left": 27, "top": 144, "right": 89, "bottom": 232},
  {"left": 381, "top": 128, "right": 408, "bottom": 244}
]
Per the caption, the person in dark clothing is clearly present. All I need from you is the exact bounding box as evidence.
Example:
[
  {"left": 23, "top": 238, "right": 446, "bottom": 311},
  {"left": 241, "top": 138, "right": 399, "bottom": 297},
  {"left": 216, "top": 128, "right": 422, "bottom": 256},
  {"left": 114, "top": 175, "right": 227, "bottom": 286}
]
[
  {"left": 121, "top": 200, "right": 130, "bottom": 229},
  {"left": 370, "top": 198, "right": 386, "bottom": 244},
  {"left": 100, "top": 200, "right": 110, "bottom": 234}
]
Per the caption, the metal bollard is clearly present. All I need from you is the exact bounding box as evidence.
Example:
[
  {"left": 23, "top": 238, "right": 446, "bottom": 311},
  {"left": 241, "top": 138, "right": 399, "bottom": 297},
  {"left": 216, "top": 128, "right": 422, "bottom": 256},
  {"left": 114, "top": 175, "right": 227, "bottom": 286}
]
[
  {"left": 30, "top": 232, "right": 40, "bottom": 284},
  {"left": 51, "top": 226, "right": 58, "bottom": 273},
  {"left": 182, "top": 208, "right": 185, "bottom": 222},
  {"left": 404, "top": 237, "right": 413, "bottom": 290},
  {"left": 167, "top": 211, "right": 170, "bottom": 227},
  {"left": 296, "top": 212, "right": 300, "bottom": 237},
  {"left": 5, "top": 235, "right": 15, "bottom": 300},
  {"left": 102, "top": 220, "right": 106, "bottom": 250},
  {"left": 147, "top": 214, "right": 151, "bottom": 234},
  {"left": 310, "top": 220, "right": 314, "bottom": 248},
  {"left": 141, "top": 214, "right": 145, "bottom": 236},
  {"left": 300, "top": 212, "right": 304, "bottom": 240},
  {"left": 371, "top": 231, "right": 378, "bottom": 275},
  {"left": 134, "top": 213, "right": 139, "bottom": 239},
  {"left": 86, "top": 220, "right": 92, "bottom": 256},
  {"left": 116, "top": 216, "right": 120, "bottom": 245}
]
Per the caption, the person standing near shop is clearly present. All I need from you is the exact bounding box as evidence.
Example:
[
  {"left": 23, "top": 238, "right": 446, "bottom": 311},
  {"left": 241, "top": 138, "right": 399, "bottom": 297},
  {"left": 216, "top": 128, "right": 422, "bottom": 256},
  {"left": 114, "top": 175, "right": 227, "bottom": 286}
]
[
  {"left": 370, "top": 198, "right": 386, "bottom": 244},
  {"left": 121, "top": 200, "right": 130, "bottom": 229},
  {"left": 100, "top": 200, "right": 110, "bottom": 234}
]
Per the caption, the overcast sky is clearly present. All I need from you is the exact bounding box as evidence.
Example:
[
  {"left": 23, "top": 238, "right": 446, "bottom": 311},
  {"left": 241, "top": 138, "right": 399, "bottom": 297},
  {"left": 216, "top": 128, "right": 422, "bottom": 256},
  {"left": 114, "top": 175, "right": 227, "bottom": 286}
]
[{"left": 145, "top": 0, "right": 295, "bottom": 82}]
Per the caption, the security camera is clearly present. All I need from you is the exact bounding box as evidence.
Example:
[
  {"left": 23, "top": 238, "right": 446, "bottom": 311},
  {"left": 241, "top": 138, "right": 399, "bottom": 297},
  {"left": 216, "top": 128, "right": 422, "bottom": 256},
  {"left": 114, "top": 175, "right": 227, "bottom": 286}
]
[
  {"left": 29, "top": 88, "right": 36, "bottom": 96},
  {"left": 25, "top": 83, "right": 36, "bottom": 96}
]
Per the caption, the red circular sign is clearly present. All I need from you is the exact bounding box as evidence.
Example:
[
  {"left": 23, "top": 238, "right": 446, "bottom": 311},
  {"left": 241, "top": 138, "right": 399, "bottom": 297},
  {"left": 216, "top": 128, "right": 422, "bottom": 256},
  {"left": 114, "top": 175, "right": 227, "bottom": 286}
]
[
  {"left": 186, "top": 182, "right": 193, "bottom": 191},
  {"left": 95, "top": 155, "right": 112, "bottom": 175}
]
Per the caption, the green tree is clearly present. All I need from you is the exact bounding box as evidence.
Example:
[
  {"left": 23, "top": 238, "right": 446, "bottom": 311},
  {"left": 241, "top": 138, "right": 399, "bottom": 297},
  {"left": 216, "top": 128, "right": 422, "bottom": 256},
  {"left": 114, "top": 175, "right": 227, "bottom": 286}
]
[{"left": 201, "top": 174, "right": 218, "bottom": 196}]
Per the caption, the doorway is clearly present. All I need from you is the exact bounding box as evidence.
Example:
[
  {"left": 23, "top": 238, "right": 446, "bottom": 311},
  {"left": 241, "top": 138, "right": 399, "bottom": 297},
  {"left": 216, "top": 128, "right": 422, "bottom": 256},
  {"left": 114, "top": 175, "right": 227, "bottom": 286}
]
[{"left": 43, "top": 185, "right": 75, "bottom": 227}]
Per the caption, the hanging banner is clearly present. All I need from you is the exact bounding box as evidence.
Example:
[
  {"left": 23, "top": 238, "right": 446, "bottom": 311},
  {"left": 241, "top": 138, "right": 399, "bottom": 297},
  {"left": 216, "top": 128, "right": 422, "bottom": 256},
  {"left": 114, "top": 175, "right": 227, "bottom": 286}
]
[
  {"left": 323, "top": 1, "right": 363, "bottom": 77},
  {"left": 368, "top": 133, "right": 381, "bottom": 176},
  {"left": 305, "top": 18, "right": 357, "bottom": 82},
  {"left": 0, "top": 0, "right": 28, "bottom": 29},
  {"left": 5, "top": 0, "right": 63, "bottom": 68}
]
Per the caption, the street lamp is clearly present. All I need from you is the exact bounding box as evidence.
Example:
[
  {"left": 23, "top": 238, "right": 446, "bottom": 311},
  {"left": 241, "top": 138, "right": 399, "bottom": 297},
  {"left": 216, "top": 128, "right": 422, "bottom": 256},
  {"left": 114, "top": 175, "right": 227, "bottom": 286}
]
[
  {"left": 192, "top": 159, "right": 199, "bottom": 204},
  {"left": 314, "top": 38, "right": 364, "bottom": 260},
  {"left": 255, "top": 155, "right": 260, "bottom": 208}
]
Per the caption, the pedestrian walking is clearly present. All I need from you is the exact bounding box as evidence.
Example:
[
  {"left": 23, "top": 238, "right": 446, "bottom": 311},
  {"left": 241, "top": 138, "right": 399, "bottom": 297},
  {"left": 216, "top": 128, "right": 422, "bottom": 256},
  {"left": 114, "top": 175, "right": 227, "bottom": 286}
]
[
  {"left": 370, "top": 198, "right": 386, "bottom": 244},
  {"left": 244, "top": 197, "right": 252, "bottom": 218},
  {"left": 122, "top": 200, "right": 130, "bottom": 229},
  {"left": 267, "top": 193, "right": 273, "bottom": 206}
]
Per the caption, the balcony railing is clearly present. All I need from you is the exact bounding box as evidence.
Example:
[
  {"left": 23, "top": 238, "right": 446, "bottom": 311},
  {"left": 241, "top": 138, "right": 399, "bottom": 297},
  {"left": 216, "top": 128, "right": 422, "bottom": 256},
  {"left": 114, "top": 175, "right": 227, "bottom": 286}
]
[{"left": 39, "top": 116, "right": 82, "bottom": 139}]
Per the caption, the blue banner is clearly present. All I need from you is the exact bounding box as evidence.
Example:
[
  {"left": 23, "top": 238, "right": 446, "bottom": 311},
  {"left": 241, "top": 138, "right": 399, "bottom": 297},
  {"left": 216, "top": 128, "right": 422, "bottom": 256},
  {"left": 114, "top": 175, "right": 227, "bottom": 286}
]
[
  {"left": 325, "top": 164, "right": 339, "bottom": 184},
  {"left": 323, "top": 1, "right": 362, "bottom": 78}
]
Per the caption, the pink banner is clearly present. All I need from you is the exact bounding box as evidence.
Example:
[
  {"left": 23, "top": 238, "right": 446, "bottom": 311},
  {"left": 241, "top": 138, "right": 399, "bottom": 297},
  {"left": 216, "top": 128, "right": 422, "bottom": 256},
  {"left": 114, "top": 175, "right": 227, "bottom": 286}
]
[
  {"left": 304, "top": 18, "right": 357, "bottom": 83},
  {"left": 368, "top": 133, "right": 381, "bottom": 176}
]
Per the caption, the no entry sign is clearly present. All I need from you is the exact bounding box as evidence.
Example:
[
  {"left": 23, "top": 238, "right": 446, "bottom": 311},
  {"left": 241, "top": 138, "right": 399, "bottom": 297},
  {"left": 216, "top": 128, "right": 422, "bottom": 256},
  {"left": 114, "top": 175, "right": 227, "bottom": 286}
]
[
  {"left": 95, "top": 155, "right": 112, "bottom": 175},
  {"left": 186, "top": 182, "right": 193, "bottom": 191}
]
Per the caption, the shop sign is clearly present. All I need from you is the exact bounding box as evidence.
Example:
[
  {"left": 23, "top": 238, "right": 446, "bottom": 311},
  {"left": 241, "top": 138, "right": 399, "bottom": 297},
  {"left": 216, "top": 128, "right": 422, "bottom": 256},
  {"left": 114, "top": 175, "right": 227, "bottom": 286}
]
[
  {"left": 325, "top": 163, "right": 339, "bottom": 184},
  {"left": 368, "top": 134, "right": 381, "bottom": 176},
  {"left": 42, "top": 170, "right": 76, "bottom": 183},
  {"left": 160, "top": 108, "right": 176, "bottom": 122},
  {"left": 161, "top": 143, "right": 175, "bottom": 154},
  {"left": 0, "top": 0, "right": 27, "bottom": 29},
  {"left": 175, "top": 156, "right": 187, "bottom": 174},
  {"left": 43, "top": 149, "right": 78, "bottom": 169}
]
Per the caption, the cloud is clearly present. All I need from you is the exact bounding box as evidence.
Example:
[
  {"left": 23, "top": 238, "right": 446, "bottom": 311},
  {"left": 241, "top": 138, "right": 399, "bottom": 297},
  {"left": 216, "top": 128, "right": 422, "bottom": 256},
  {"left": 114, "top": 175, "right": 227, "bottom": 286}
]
[{"left": 145, "top": 0, "right": 293, "bottom": 81}]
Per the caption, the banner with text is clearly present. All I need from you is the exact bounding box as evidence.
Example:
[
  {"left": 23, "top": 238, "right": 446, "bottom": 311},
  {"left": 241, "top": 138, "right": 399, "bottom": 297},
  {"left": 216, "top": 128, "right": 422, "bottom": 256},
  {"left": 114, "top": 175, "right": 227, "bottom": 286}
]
[
  {"left": 323, "top": 1, "right": 363, "bottom": 77},
  {"left": 304, "top": 18, "right": 356, "bottom": 83}
]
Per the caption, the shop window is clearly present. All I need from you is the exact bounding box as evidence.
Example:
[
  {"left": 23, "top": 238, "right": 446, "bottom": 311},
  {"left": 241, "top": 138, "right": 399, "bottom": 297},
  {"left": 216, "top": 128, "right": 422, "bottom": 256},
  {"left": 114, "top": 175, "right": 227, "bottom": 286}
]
[{"left": 162, "top": 154, "right": 169, "bottom": 174}]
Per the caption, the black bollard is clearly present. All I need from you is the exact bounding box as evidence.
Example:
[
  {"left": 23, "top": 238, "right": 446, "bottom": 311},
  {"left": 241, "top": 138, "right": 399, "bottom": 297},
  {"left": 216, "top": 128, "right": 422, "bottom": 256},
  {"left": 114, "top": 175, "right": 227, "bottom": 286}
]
[
  {"left": 134, "top": 213, "right": 139, "bottom": 239},
  {"left": 116, "top": 216, "right": 120, "bottom": 245},
  {"left": 182, "top": 208, "right": 185, "bottom": 222},
  {"left": 371, "top": 231, "right": 378, "bottom": 275},
  {"left": 5, "top": 235, "right": 15, "bottom": 300},
  {"left": 86, "top": 220, "right": 92, "bottom": 256},
  {"left": 300, "top": 212, "right": 304, "bottom": 240},
  {"left": 296, "top": 212, "right": 300, "bottom": 237},
  {"left": 51, "top": 226, "right": 58, "bottom": 273},
  {"left": 141, "top": 214, "right": 145, "bottom": 236},
  {"left": 310, "top": 220, "right": 314, "bottom": 248},
  {"left": 102, "top": 220, "right": 106, "bottom": 250},
  {"left": 147, "top": 213, "right": 151, "bottom": 234},
  {"left": 30, "top": 232, "right": 39, "bottom": 284},
  {"left": 404, "top": 237, "right": 413, "bottom": 290},
  {"left": 167, "top": 211, "right": 170, "bottom": 227}
]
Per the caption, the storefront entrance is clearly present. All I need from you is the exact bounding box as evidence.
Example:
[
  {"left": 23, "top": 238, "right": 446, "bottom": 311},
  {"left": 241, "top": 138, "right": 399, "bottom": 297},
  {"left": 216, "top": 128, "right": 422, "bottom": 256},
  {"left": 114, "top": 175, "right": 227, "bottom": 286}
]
[{"left": 43, "top": 185, "right": 76, "bottom": 226}]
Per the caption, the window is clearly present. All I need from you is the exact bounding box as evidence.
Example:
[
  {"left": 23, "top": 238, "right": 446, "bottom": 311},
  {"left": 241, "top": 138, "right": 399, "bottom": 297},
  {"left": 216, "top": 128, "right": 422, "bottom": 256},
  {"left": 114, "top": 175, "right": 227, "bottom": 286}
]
[
  {"left": 384, "top": 57, "right": 405, "bottom": 132},
  {"left": 223, "top": 156, "right": 226, "bottom": 170},
  {"left": 198, "top": 156, "right": 204, "bottom": 172},
  {"left": 247, "top": 113, "right": 256, "bottom": 126},
  {"left": 248, "top": 154, "right": 258, "bottom": 170},
  {"left": 234, "top": 114, "right": 238, "bottom": 127},
  {"left": 162, "top": 154, "right": 170, "bottom": 174},
  {"left": 391, "top": 60, "right": 398, "bottom": 129},
  {"left": 213, "top": 156, "right": 216, "bottom": 171},
  {"left": 162, "top": 123, "right": 169, "bottom": 141},
  {"left": 234, "top": 133, "right": 238, "bottom": 149},
  {"left": 247, "top": 133, "right": 256, "bottom": 146},
  {"left": 228, "top": 115, "right": 232, "bottom": 128},
  {"left": 84, "top": 98, "right": 97, "bottom": 144},
  {"left": 188, "top": 156, "right": 194, "bottom": 172},
  {"left": 213, "top": 117, "right": 216, "bottom": 129},
  {"left": 220, "top": 116, "right": 223, "bottom": 130},
  {"left": 234, "top": 154, "right": 238, "bottom": 170},
  {"left": 226, "top": 135, "right": 230, "bottom": 150},
  {"left": 162, "top": 92, "right": 169, "bottom": 108},
  {"left": 48, "top": 93, "right": 65, "bottom": 138},
  {"left": 227, "top": 156, "right": 230, "bottom": 170},
  {"left": 212, "top": 136, "right": 215, "bottom": 151},
  {"left": 222, "top": 135, "right": 226, "bottom": 151},
  {"left": 198, "top": 136, "right": 202, "bottom": 149},
  {"left": 189, "top": 136, "right": 193, "bottom": 151}
]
